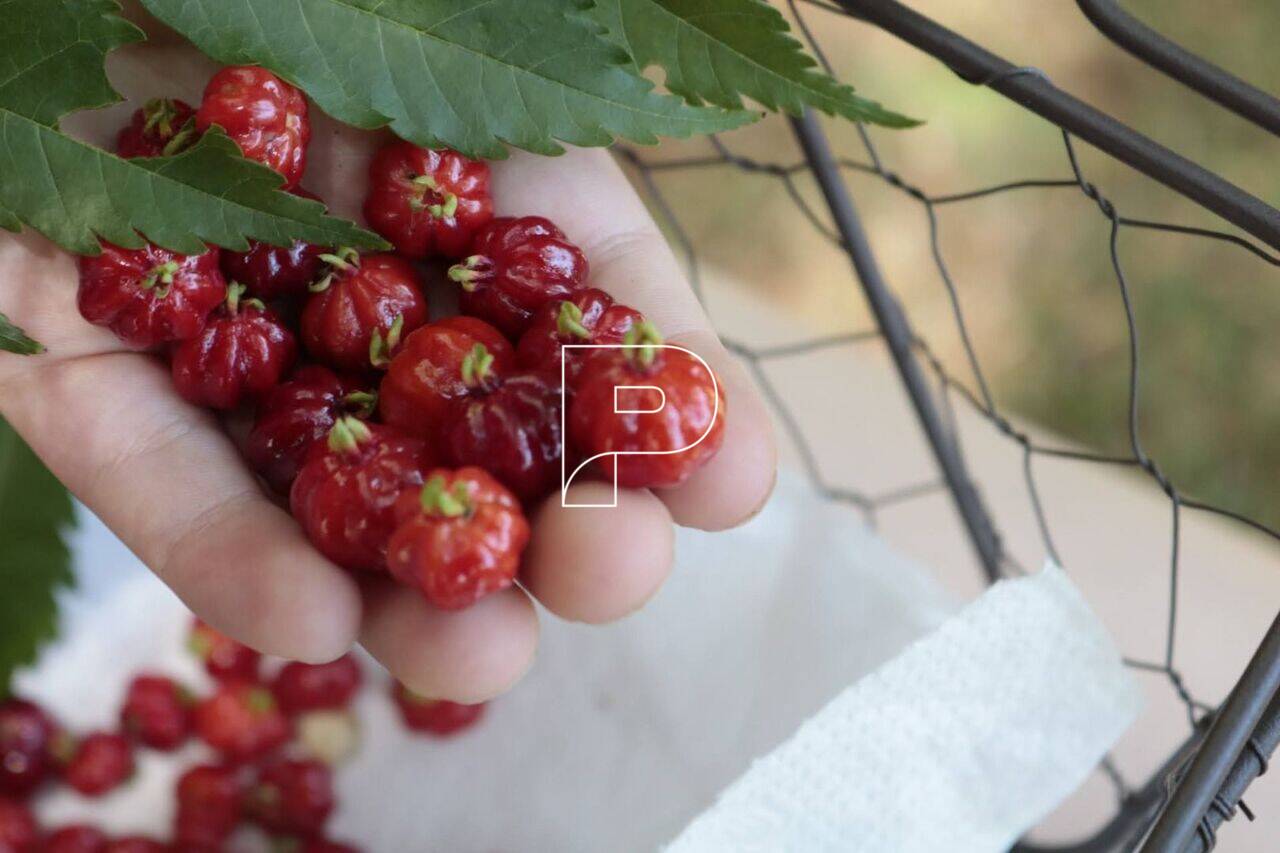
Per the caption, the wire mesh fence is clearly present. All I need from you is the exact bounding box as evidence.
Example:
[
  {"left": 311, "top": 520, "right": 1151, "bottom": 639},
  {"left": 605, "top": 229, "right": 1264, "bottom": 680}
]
[{"left": 619, "top": 0, "right": 1280, "bottom": 848}]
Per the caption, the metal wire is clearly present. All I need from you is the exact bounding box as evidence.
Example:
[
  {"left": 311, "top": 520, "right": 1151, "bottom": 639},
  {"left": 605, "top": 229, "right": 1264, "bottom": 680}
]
[{"left": 617, "top": 0, "right": 1280, "bottom": 847}]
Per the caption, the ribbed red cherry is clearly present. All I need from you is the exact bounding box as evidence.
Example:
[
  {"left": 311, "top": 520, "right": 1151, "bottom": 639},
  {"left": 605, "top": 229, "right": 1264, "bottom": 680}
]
[
  {"left": 449, "top": 216, "right": 588, "bottom": 338},
  {"left": 174, "top": 764, "right": 244, "bottom": 848},
  {"left": 363, "top": 140, "right": 492, "bottom": 259},
  {"left": 43, "top": 825, "right": 109, "bottom": 853},
  {"left": 271, "top": 655, "right": 362, "bottom": 715},
  {"left": 245, "top": 365, "right": 377, "bottom": 495},
  {"left": 194, "top": 682, "right": 291, "bottom": 764},
  {"left": 196, "top": 65, "right": 310, "bottom": 188},
  {"left": 388, "top": 468, "right": 529, "bottom": 610},
  {"left": 115, "top": 97, "right": 198, "bottom": 158},
  {"left": 301, "top": 249, "right": 429, "bottom": 372},
  {"left": 290, "top": 418, "right": 434, "bottom": 572},
  {"left": 440, "top": 349, "right": 562, "bottom": 504},
  {"left": 57, "top": 732, "right": 134, "bottom": 797},
  {"left": 391, "top": 683, "right": 486, "bottom": 737},
  {"left": 0, "top": 797, "right": 38, "bottom": 851},
  {"left": 171, "top": 283, "right": 298, "bottom": 410},
  {"left": 221, "top": 188, "right": 328, "bottom": 300},
  {"left": 379, "top": 317, "right": 514, "bottom": 442},
  {"left": 77, "top": 243, "right": 225, "bottom": 350},
  {"left": 569, "top": 323, "right": 726, "bottom": 489},
  {"left": 245, "top": 759, "right": 335, "bottom": 836},
  {"left": 120, "top": 674, "right": 193, "bottom": 752},
  {"left": 0, "top": 699, "right": 56, "bottom": 798},
  {"left": 517, "top": 288, "right": 645, "bottom": 385},
  {"left": 188, "top": 618, "right": 262, "bottom": 683}
]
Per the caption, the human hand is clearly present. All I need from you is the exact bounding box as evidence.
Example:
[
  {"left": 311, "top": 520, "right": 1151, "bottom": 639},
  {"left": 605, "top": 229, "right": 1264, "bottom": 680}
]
[{"left": 0, "top": 18, "right": 776, "bottom": 702}]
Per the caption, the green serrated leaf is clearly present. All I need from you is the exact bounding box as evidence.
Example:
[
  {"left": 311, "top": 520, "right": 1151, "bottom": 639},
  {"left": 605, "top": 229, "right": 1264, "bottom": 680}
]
[
  {"left": 0, "top": 312, "right": 43, "bottom": 355},
  {"left": 0, "top": 0, "right": 385, "bottom": 255},
  {"left": 589, "top": 0, "right": 918, "bottom": 127},
  {"left": 0, "top": 418, "right": 75, "bottom": 699},
  {"left": 139, "top": 0, "right": 757, "bottom": 160}
]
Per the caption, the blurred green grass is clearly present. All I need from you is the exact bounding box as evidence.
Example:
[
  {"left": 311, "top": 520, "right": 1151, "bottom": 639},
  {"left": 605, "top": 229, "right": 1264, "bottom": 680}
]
[{"left": 629, "top": 1, "right": 1280, "bottom": 530}]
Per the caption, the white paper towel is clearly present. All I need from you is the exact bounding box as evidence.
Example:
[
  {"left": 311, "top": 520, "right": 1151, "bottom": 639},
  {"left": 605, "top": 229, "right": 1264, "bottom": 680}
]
[
  {"left": 668, "top": 564, "right": 1142, "bottom": 853},
  {"left": 16, "top": 475, "right": 1138, "bottom": 852}
]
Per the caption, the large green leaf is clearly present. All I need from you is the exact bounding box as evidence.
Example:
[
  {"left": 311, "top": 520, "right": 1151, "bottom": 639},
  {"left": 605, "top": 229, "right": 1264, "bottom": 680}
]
[
  {"left": 0, "top": 418, "right": 75, "bottom": 698},
  {"left": 590, "top": 0, "right": 917, "bottom": 127},
  {"left": 0, "top": 0, "right": 385, "bottom": 255},
  {"left": 0, "top": 313, "right": 43, "bottom": 355},
  {"left": 138, "top": 0, "right": 757, "bottom": 160}
]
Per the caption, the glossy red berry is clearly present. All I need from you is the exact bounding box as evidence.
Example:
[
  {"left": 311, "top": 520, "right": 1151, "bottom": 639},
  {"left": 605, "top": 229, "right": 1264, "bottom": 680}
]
[
  {"left": 290, "top": 419, "right": 433, "bottom": 572},
  {"left": 120, "top": 675, "right": 192, "bottom": 751},
  {"left": 221, "top": 189, "right": 328, "bottom": 300},
  {"left": 388, "top": 468, "right": 529, "bottom": 611},
  {"left": 449, "top": 216, "right": 588, "bottom": 338},
  {"left": 188, "top": 618, "right": 262, "bottom": 682},
  {"left": 271, "top": 655, "right": 362, "bottom": 715},
  {"left": 0, "top": 699, "right": 56, "bottom": 798},
  {"left": 171, "top": 283, "right": 298, "bottom": 410},
  {"left": 391, "top": 683, "right": 485, "bottom": 736},
  {"left": 115, "top": 98, "right": 197, "bottom": 158},
  {"left": 440, "top": 361, "right": 563, "bottom": 504},
  {"left": 59, "top": 733, "right": 134, "bottom": 797},
  {"left": 245, "top": 759, "right": 334, "bottom": 837},
  {"left": 77, "top": 243, "right": 225, "bottom": 350},
  {"left": 43, "top": 826, "right": 108, "bottom": 853},
  {"left": 196, "top": 66, "right": 310, "bottom": 188},
  {"left": 301, "top": 250, "right": 428, "bottom": 372},
  {"left": 245, "top": 366, "right": 377, "bottom": 495},
  {"left": 569, "top": 323, "right": 726, "bottom": 489},
  {"left": 379, "top": 317, "right": 514, "bottom": 441},
  {"left": 194, "top": 683, "right": 291, "bottom": 764},
  {"left": 104, "top": 839, "right": 167, "bottom": 853},
  {"left": 0, "top": 797, "right": 37, "bottom": 851},
  {"left": 517, "top": 289, "right": 645, "bottom": 384},
  {"left": 174, "top": 764, "right": 244, "bottom": 847},
  {"left": 363, "top": 140, "right": 492, "bottom": 260}
]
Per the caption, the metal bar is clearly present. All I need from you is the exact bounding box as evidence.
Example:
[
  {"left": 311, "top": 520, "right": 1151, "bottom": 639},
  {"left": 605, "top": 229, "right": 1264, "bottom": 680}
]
[
  {"left": 1142, "top": 608, "right": 1280, "bottom": 850},
  {"left": 1182, "top": 690, "right": 1280, "bottom": 852},
  {"left": 835, "top": 0, "right": 1280, "bottom": 251},
  {"left": 788, "top": 110, "right": 1003, "bottom": 582},
  {"left": 1076, "top": 0, "right": 1280, "bottom": 136}
]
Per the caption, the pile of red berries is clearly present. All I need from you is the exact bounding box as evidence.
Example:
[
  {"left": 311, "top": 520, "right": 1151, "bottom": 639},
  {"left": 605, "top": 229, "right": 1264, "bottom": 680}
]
[
  {"left": 79, "top": 65, "right": 726, "bottom": 612},
  {"left": 0, "top": 619, "right": 484, "bottom": 852}
]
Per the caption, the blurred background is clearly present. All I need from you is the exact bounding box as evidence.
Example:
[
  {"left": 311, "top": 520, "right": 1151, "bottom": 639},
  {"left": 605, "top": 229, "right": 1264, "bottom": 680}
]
[{"left": 624, "top": 0, "right": 1280, "bottom": 532}]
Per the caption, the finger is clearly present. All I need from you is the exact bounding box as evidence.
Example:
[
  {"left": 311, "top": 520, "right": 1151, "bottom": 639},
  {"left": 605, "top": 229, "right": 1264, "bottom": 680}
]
[
  {"left": 0, "top": 353, "right": 362, "bottom": 662},
  {"left": 490, "top": 148, "right": 778, "bottom": 530},
  {"left": 359, "top": 582, "right": 539, "bottom": 704},
  {"left": 522, "top": 481, "right": 674, "bottom": 624}
]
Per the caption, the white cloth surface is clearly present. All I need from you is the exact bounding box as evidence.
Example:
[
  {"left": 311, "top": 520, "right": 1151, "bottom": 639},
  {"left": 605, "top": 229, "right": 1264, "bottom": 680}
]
[{"left": 15, "top": 474, "right": 1135, "bottom": 852}]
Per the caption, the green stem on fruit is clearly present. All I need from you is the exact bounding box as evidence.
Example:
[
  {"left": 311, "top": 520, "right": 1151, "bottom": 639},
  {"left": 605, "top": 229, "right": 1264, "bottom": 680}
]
[
  {"left": 556, "top": 301, "right": 590, "bottom": 339},
  {"left": 141, "top": 261, "right": 180, "bottom": 298},
  {"left": 368, "top": 314, "right": 406, "bottom": 368},
  {"left": 408, "top": 174, "right": 459, "bottom": 219},
  {"left": 623, "top": 321, "right": 664, "bottom": 369},
  {"left": 327, "top": 416, "right": 373, "bottom": 455},
  {"left": 225, "top": 281, "right": 247, "bottom": 315},
  {"left": 160, "top": 118, "right": 198, "bottom": 157},
  {"left": 419, "top": 474, "right": 472, "bottom": 519},
  {"left": 460, "top": 343, "right": 495, "bottom": 389},
  {"left": 142, "top": 98, "right": 179, "bottom": 137},
  {"left": 317, "top": 247, "right": 360, "bottom": 272},
  {"left": 343, "top": 390, "right": 379, "bottom": 419},
  {"left": 447, "top": 255, "right": 488, "bottom": 293},
  {"left": 246, "top": 687, "right": 277, "bottom": 715}
]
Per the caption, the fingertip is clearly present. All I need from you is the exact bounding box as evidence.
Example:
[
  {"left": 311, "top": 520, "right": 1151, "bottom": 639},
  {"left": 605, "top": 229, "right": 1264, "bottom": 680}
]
[
  {"left": 659, "top": 339, "right": 778, "bottom": 531},
  {"left": 170, "top": 499, "right": 364, "bottom": 663},
  {"left": 360, "top": 584, "right": 539, "bottom": 704},
  {"left": 524, "top": 482, "right": 675, "bottom": 624}
]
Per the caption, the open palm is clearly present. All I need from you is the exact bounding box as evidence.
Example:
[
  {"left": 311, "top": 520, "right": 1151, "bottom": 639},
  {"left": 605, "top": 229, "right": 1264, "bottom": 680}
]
[{"left": 0, "top": 12, "right": 776, "bottom": 702}]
